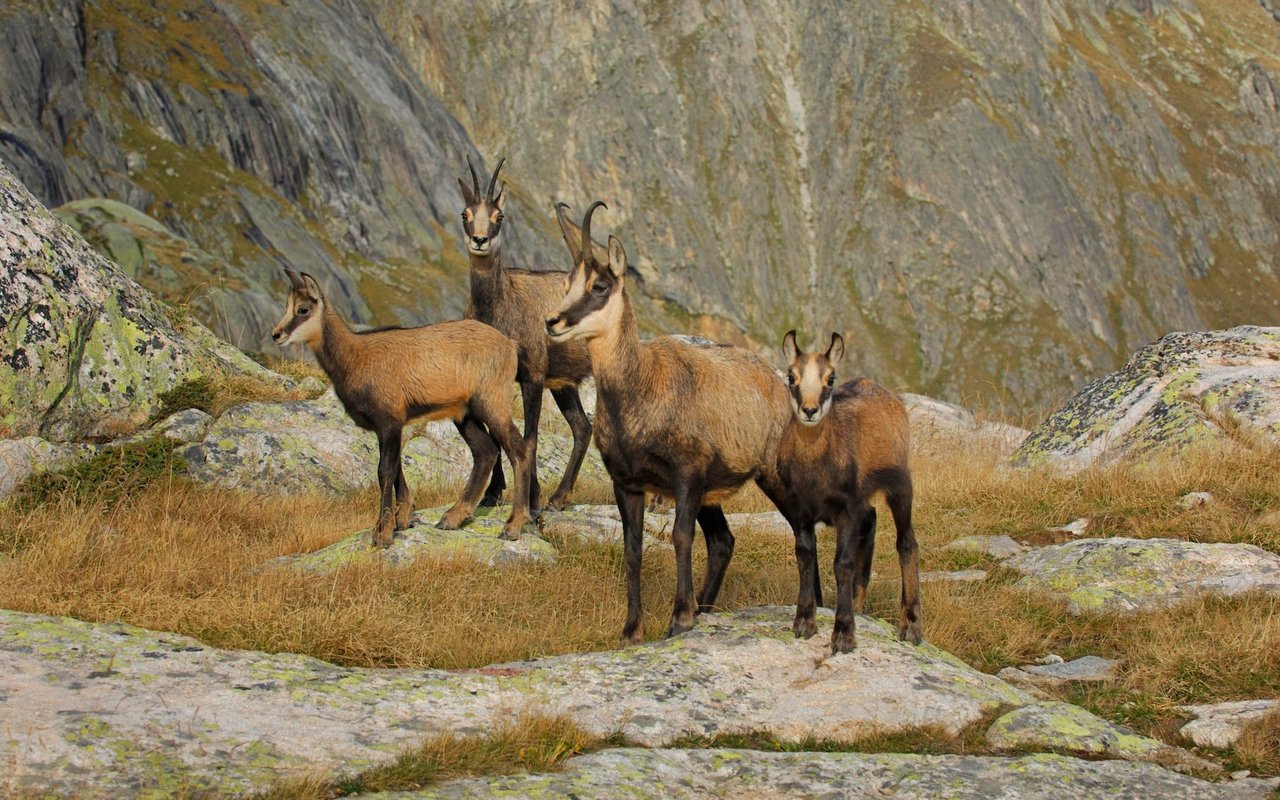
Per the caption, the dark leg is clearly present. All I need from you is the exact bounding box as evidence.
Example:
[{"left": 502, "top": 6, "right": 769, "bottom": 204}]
[
  {"left": 394, "top": 458, "right": 414, "bottom": 530},
  {"left": 480, "top": 456, "right": 506, "bottom": 507},
  {"left": 668, "top": 479, "right": 704, "bottom": 637},
  {"left": 792, "top": 519, "right": 819, "bottom": 639},
  {"left": 520, "top": 382, "right": 544, "bottom": 511},
  {"left": 488, "top": 416, "right": 533, "bottom": 540},
  {"left": 695, "top": 505, "right": 735, "bottom": 612},
  {"left": 852, "top": 507, "right": 877, "bottom": 613},
  {"left": 831, "top": 505, "right": 865, "bottom": 653},
  {"left": 546, "top": 386, "right": 593, "bottom": 510},
  {"left": 616, "top": 484, "right": 647, "bottom": 645},
  {"left": 889, "top": 475, "right": 923, "bottom": 644},
  {"left": 373, "top": 425, "right": 403, "bottom": 548},
  {"left": 438, "top": 416, "right": 499, "bottom": 530}
]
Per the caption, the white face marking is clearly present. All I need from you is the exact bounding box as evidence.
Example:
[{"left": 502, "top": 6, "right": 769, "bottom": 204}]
[
  {"left": 273, "top": 294, "right": 323, "bottom": 346},
  {"left": 792, "top": 355, "right": 833, "bottom": 426}
]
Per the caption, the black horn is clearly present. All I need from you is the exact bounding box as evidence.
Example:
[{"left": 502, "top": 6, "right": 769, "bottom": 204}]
[
  {"left": 580, "top": 201, "right": 607, "bottom": 261},
  {"left": 487, "top": 157, "right": 506, "bottom": 202},
  {"left": 466, "top": 155, "right": 481, "bottom": 199}
]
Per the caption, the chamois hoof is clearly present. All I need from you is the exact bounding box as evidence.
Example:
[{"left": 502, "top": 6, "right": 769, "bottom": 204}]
[
  {"left": 831, "top": 628, "right": 857, "bottom": 654},
  {"left": 478, "top": 493, "right": 503, "bottom": 508},
  {"left": 544, "top": 492, "right": 572, "bottom": 512},
  {"left": 436, "top": 507, "right": 473, "bottom": 530},
  {"left": 792, "top": 616, "right": 818, "bottom": 639},
  {"left": 899, "top": 619, "right": 923, "bottom": 646},
  {"left": 620, "top": 621, "right": 645, "bottom": 647},
  {"left": 667, "top": 615, "right": 695, "bottom": 638},
  {"left": 371, "top": 529, "right": 394, "bottom": 549},
  {"left": 395, "top": 507, "right": 415, "bottom": 531}
]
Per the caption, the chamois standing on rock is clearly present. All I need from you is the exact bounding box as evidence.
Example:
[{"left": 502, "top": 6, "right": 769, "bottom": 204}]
[
  {"left": 458, "top": 158, "right": 594, "bottom": 511},
  {"left": 545, "top": 202, "right": 794, "bottom": 643},
  {"left": 271, "top": 270, "right": 533, "bottom": 546},
  {"left": 775, "top": 330, "right": 922, "bottom": 653}
]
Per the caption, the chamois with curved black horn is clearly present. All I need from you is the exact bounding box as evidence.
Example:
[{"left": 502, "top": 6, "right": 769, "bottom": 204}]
[
  {"left": 545, "top": 203, "right": 793, "bottom": 644},
  {"left": 457, "top": 157, "right": 595, "bottom": 511},
  {"left": 272, "top": 269, "right": 533, "bottom": 545},
  {"left": 775, "top": 330, "right": 922, "bottom": 653}
]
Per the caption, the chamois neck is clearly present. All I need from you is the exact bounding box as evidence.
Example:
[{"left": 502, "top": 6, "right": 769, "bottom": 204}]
[
  {"left": 313, "top": 303, "right": 359, "bottom": 387},
  {"left": 468, "top": 248, "right": 508, "bottom": 319},
  {"left": 790, "top": 415, "right": 833, "bottom": 449},
  {"left": 588, "top": 293, "right": 645, "bottom": 388}
]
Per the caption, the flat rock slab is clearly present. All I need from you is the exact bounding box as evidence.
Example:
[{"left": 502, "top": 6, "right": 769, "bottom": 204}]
[
  {"left": 944, "top": 534, "right": 1028, "bottom": 560},
  {"left": 362, "top": 749, "right": 1278, "bottom": 800},
  {"left": 0, "top": 606, "right": 1031, "bottom": 797},
  {"left": 998, "top": 655, "right": 1122, "bottom": 690},
  {"left": 921, "top": 569, "right": 989, "bottom": 583},
  {"left": 1004, "top": 537, "right": 1280, "bottom": 613},
  {"left": 0, "top": 436, "right": 97, "bottom": 499},
  {"left": 985, "top": 702, "right": 1218, "bottom": 774},
  {"left": 1013, "top": 327, "right": 1280, "bottom": 471},
  {"left": 270, "top": 506, "right": 556, "bottom": 570},
  {"left": 1178, "top": 699, "right": 1280, "bottom": 749}
]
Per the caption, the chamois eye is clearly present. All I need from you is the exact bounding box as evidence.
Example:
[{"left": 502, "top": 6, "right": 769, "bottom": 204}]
[
  {"left": 787, "top": 373, "right": 796, "bottom": 385},
  {"left": 591, "top": 281, "right": 609, "bottom": 296},
  {"left": 298, "top": 306, "right": 310, "bottom": 316},
  {"left": 826, "top": 374, "right": 835, "bottom": 387}
]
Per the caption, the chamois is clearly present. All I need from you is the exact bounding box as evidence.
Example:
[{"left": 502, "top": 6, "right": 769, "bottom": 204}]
[
  {"left": 774, "top": 330, "right": 922, "bottom": 653},
  {"left": 545, "top": 203, "right": 793, "bottom": 643},
  {"left": 271, "top": 270, "right": 533, "bottom": 545},
  {"left": 458, "top": 158, "right": 594, "bottom": 511}
]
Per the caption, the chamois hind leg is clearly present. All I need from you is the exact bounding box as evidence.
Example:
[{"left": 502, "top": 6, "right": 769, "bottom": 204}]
[
  {"left": 668, "top": 479, "right": 705, "bottom": 638},
  {"left": 438, "top": 416, "right": 499, "bottom": 530},
  {"left": 792, "top": 519, "right": 820, "bottom": 639},
  {"left": 480, "top": 456, "right": 506, "bottom": 507},
  {"left": 481, "top": 404, "right": 533, "bottom": 540},
  {"left": 373, "top": 425, "right": 403, "bottom": 548},
  {"left": 394, "top": 458, "right": 413, "bottom": 530},
  {"left": 616, "top": 485, "right": 646, "bottom": 646},
  {"left": 831, "top": 505, "right": 866, "bottom": 654},
  {"left": 520, "top": 381, "right": 544, "bottom": 512},
  {"left": 852, "top": 507, "right": 877, "bottom": 613},
  {"left": 695, "top": 505, "right": 735, "bottom": 613},
  {"left": 887, "top": 472, "right": 923, "bottom": 645},
  {"left": 545, "top": 386, "right": 592, "bottom": 511}
]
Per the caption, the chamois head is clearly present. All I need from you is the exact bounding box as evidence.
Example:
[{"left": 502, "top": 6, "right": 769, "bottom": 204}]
[
  {"left": 457, "top": 156, "right": 507, "bottom": 258},
  {"left": 272, "top": 269, "right": 325, "bottom": 347},
  {"left": 782, "top": 330, "right": 845, "bottom": 426},
  {"left": 545, "top": 201, "right": 624, "bottom": 342}
]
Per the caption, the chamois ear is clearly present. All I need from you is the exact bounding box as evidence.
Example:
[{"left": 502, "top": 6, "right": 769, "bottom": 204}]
[
  {"left": 457, "top": 177, "right": 476, "bottom": 206},
  {"left": 298, "top": 272, "right": 324, "bottom": 301},
  {"left": 782, "top": 330, "right": 800, "bottom": 364},
  {"left": 284, "top": 269, "right": 306, "bottom": 293},
  {"left": 607, "top": 235, "right": 627, "bottom": 279},
  {"left": 826, "top": 332, "right": 845, "bottom": 366},
  {"left": 493, "top": 182, "right": 507, "bottom": 211},
  {"left": 555, "top": 202, "right": 583, "bottom": 260}
]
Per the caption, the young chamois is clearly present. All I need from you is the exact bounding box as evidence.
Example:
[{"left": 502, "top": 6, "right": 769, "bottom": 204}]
[
  {"left": 775, "top": 331, "right": 922, "bottom": 653},
  {"left": 271, "top": 270, "right": 533, "bottom": 545},
  {"left": 545, "top": 203, "right": 793, "bottom": 644},
  {"left": 458, "top": 158, "right": 594, "bottom": 511}
]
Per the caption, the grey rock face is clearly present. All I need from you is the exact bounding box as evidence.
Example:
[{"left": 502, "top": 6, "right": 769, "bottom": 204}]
[
  {"left": 903, "top": 393, "right": 1029, "bottom": 455},
  {"left": 0, "top": 159, "right": 277, "bottom": 441},
  {"left": 0, "top": 606, "right": 1033, "bottom": 796},
  {"left": 1014, "top": 327, "right": 1280, "bottom": 471},
  {"left": 151, "top": 408, "right": 213, "bottom": 444},
  {"left": 1178, "top": 699, "right": 1280, "bottom": 749},
  {"left": 0, "top": 436, "right": 97, "bottom": 499},
  {"left": 365, "top": 749, "right": 1278, "bottom": 800},
  {"left": 998, "top": 655, "right": 1123, "bottom": 691},
  {"left": 944, "top": 534, "right": 1029, "bottom": 560},
  {"left": 1004, "top": 537, "right": 1280, "bottom": 613}
]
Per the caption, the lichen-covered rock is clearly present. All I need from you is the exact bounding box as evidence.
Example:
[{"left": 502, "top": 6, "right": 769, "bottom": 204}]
[
  {"left": 0, "top": 606, "right": 1031, "bottom": 797},
  {"left": 0, "top": 436, "right": 97, "bottom": 499},
  {"left": 1004, "top": 537, "right": 1280, "bottom": 614},
  {"left": 1014, "top": 328, "right": 1280, "bottom": 471},
  {"left": 151, "top": 408, "right": 214, "bottom": 444},
  {"left": 920, "top": 569, "right": 989, "bottom": 584},
  {"left": 985, "top": 702, "right": 1218, "bottom": 774},
  {"left": 182, "top": 390, "right": 607, "bottom": 495},
  {"left": 272, "top": 505, "right": 555, "bottom": 571},
  {"left": 903, "top": 393, "right": 1030, "bottom": 456},
  {"left": 1178, "top": 700, "right": 1280, "bottom": 749},
  {"left": 0, "top": 159, "right": 282, "bottom": 441},
  {"left": 998, "top": 656, "right": 1122, "bottom": 692},
  {"left": 367, "top": 749, "right": 1278, "bottom": 800},
  {"left": 944, "top": 534, "right": 1028, "bottom": 560}
]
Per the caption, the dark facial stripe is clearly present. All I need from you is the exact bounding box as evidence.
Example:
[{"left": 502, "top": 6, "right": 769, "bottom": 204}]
[{"left": 559, "top": 266, "right": 616, "bottom": 327}]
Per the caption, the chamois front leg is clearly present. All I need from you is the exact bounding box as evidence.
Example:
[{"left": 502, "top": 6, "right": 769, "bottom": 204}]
[
  {"left": 831, "top": 505, "right": 865, "bottom": 653},
  {"left": 373, "top": 425, "right": 404, "bottom": 548},
  {"left": 480, "top": 458, "right": 506, "bottom": 507},
  {"left": 440, "top": 416, "right": 499, "bottom": 530},
  {"left": 792, "top": 519, "right": 820, "bottom": 639},
  {"left": 520, "top": 381, "right": 544, "bottom": 511},
  {"left": 395, "top": 458, "right": 414, "bottom": 531},
  {"left": 616, "top": 484, "right": 647, "bottom": 646},
  {"left": 545, "top": 386, "right": 592, "bottom": 511},
  {"left": 485, "top": 411, "right": 533, "bottom": 540},
  {"left": 668, "top": 480, "right": 705, "bottom": 638},
  {"left": 852, "top": 506, "right": 877, "bottom": 614},
  {"left": 889, "top": 479, "right": 923, "bottom": 645},
  {"left": 695, "top": 505, "right": 735, "bottom": 613}
]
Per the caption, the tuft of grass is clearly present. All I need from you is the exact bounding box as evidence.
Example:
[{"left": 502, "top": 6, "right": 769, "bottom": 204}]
[
  {"left": 151, "top": 376, "right": 217, "bottom": 421},
  {"left": 1231, "top": 705, "right": 1280, "bottom": 776},
  {"left": 253, "top": 713, "right": 617, "bottom": 799},
  {"left": 7, "top": 437, "right": 184, "bottom": 518}
]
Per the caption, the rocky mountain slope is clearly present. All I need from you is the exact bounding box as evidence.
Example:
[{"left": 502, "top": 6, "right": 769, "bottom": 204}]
[{"left": 2, "top": 0, "right": 1279, "bottom": 411}]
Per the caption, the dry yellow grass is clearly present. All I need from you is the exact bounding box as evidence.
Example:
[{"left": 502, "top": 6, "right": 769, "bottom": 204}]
[{"left": 2, "top": 435, "right": 1279, "bottom": 772}]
